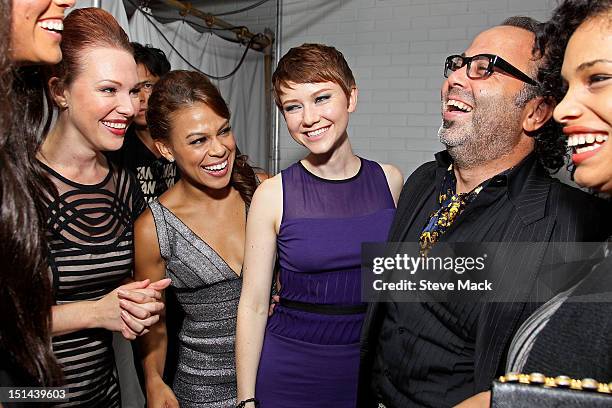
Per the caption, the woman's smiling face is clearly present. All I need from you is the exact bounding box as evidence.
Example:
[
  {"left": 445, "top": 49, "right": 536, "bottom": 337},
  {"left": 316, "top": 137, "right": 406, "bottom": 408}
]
[
  {"left": 279, "top": 81, "right": 357, "bottom": 155},
  {"left": 554, "top": 15, "right": 612, "bottom": 193},
  {"left": 160, "top": 102, "right": 236, "bottom": 191},
  {"left": 11, "top": 0, "right": 75, "bottom": 64}
]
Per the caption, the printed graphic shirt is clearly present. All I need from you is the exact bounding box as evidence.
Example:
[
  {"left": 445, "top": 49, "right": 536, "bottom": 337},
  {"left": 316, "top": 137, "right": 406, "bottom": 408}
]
[{"left": 109, "top": 127, "right": 179, "bottom": 203}]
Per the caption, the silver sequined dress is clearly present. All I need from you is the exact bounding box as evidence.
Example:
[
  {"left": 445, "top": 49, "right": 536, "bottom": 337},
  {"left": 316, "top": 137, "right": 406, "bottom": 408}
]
[{"left": 150, "top": 200, "right": 241, "bottom": 407}]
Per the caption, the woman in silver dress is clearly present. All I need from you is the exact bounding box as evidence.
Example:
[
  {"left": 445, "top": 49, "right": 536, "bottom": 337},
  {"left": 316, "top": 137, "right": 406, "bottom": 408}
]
[{"left": 135, "top": 70, "right": 265, "bottom": 408}]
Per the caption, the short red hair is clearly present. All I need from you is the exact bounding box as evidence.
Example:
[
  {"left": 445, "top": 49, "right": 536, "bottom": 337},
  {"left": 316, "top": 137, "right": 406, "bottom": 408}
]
[{"left": 272, "top": 43, "right": 356, "bottom": 108}]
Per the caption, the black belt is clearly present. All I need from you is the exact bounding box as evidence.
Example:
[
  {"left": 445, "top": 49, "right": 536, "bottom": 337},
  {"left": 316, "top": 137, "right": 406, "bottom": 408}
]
[{"left": 279, "top": 298, "right": 367, "bottom": 315}]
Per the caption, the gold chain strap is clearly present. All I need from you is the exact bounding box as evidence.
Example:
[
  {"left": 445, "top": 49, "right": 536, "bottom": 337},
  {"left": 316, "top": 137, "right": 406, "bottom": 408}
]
[{"left": 499, "top": 372, "right": 612, "bottom": 394}]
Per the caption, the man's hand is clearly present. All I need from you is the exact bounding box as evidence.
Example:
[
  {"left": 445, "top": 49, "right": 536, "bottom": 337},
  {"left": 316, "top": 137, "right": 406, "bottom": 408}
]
[{"left": 268, "top": 295, "right": 280, "bottom": 316}]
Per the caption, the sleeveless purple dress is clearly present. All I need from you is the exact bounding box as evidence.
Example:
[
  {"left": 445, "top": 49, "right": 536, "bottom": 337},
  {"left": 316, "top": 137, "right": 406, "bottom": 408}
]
[{"left": 255, "top": 158, "right": 396, "bottom": 407}]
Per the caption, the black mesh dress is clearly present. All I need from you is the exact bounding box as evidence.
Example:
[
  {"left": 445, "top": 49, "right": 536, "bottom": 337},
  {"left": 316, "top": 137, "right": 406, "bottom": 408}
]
[{"left": 41, "top": 161, "right": 144, "bottom": 407}]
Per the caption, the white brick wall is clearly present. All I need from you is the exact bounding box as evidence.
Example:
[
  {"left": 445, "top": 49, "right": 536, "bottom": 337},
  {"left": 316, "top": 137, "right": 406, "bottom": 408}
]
[{"left": 180, "top": 0, "right": 559, "bottom": 177}]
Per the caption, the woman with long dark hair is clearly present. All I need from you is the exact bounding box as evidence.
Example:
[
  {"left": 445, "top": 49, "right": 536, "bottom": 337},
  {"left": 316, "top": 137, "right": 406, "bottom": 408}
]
[
  {"left": 1, "top": 0, "right": 74, "bottom": 388},
  {"left": 135, "top": 70, "right": 265, "bottom": 408},
  {"left": 37, "top": 8, "right": 170, "bottom": 406}
]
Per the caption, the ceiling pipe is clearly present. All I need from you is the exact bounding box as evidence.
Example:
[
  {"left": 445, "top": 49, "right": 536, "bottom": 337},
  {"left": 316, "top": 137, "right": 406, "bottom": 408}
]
[
  {"left": 271, "top": 0, "right": 282, "bottom": 174},
  {"left": 162, "top": 0, "right": 271, "bottom": 51}
]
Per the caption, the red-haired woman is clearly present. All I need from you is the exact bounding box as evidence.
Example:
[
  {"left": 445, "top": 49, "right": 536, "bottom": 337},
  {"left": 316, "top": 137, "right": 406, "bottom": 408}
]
[
  {"left": 134, "top": 70, "right": 265, "bottom": 408},
  {"left": 37, "top": 8, "right": 170, "bottom": 406},
  {"left": 236, "top": 43, "right": 403, "bottom": 407}
]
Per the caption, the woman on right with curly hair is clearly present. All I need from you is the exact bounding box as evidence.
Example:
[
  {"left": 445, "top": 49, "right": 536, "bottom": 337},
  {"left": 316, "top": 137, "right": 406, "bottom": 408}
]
[
  {"left": 457, "top": 3, "right": 612, "bottom": 407},
  {"left": 503, "top": 0, "right": 612, "bottom": 382}
]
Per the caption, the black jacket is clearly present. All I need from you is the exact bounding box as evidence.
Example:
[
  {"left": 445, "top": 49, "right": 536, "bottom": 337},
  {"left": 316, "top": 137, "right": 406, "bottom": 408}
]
[{"left": 357, "top": 152, "right": 612, "bottom": 407}]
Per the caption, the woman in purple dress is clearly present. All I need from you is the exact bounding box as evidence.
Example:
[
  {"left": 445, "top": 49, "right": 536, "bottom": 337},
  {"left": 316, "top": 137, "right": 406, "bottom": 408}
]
[{"left": 236, "top": 43, "right": 404, "bottom": 408}]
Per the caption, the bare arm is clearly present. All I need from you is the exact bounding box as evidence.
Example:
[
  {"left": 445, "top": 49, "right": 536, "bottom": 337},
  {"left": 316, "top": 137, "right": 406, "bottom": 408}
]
[
  {"left": 50, "top": 192, "right": 171, "bottom": 339},
  {"left": 51, "top": 277, "right": 169, "bottom": 339},
  {"left": 380, "top": 163, "right": 404, "bottom": 206},
  {"left": 236, "top": 176, "right": 282, "bottom": 404},
  {"left": 134, "top": 209, "right": 178, "bottom": 408},
  {"left": 51, "top": 300, "right": 101, "bottom": 337}
]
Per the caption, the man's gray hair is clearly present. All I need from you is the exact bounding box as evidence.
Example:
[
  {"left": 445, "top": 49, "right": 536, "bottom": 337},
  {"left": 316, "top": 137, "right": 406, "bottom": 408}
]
[
  {"left": 501, "top": 16, "right": 542, "bottom": 35},
  {"left": 501, "top": 15, "right": 543, "bottom": 96}
]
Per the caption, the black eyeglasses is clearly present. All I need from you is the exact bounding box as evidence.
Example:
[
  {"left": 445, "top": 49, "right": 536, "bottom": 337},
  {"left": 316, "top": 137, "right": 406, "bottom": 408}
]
[{"left": 444, "top": 54, "right": 538, "bottom": 86}]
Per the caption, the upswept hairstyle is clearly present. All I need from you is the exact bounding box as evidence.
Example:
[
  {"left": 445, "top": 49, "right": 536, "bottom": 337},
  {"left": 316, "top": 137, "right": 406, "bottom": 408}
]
[
  {"left": 147, "top": 70, "right": 259, "bottom": 205},
  {"left": 272, "top": 43, "right": 356, "bottom": 108},
  {"left": 51, "top": 7, "right": 133, "bottom": 86},
  {"left": 131, "top": 42, "right": 171, "bottom": 77},
  {"left": 500, "top": 16, "right": 567, "bottom": 172},
  {"left": 1, "top": 0, "right": 61, "bottom": 386}
]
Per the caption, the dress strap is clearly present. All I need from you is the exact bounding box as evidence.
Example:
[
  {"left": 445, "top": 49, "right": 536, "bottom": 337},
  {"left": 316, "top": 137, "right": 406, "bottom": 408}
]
[{"left": 148, "top": 200, "right": 171, "bottom": 260}]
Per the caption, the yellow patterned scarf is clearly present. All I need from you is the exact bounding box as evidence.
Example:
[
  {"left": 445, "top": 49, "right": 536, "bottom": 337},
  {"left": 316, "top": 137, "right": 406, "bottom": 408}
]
[{"left": 419, "top": 166, "right": 482, "bottom": 256}]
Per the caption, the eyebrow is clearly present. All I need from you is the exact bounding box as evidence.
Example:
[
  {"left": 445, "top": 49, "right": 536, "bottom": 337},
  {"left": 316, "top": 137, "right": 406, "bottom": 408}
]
[
  {"left": 312, "top": 88, "right": 333, "bottom": 95},
  {"left": 185, "top": 120, "right": 230, "bottom": 138},
  {"left": 576, "top": 59, "right": 612, "bottom": 71},
  {"left": 281, "top": 98, "right": 301, "bottom": 106},
  {"left": 216, "top": 120, "right": 231, "bottom": 134},
  {"left": 96, "top": 80, "right": 123, "bottom": 86},
  {"left": 281, "top": 88, "right": 334, "bottom": 105}
]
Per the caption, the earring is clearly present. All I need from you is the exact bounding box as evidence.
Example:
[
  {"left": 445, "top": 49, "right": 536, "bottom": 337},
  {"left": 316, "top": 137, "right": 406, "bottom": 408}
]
[{"left": 168, "top": 158, "right": 175, "bottom": 163}]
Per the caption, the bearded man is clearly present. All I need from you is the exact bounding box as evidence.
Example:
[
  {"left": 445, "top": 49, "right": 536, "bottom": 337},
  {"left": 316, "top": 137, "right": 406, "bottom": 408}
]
[{"left": 358, "top": 16, "right": 612, "bottom": 408}]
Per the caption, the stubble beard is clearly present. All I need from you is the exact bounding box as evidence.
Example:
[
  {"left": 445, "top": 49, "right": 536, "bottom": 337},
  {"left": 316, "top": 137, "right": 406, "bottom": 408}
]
[{"left": 438, "top": 96, "right": 524, "bottom": 169}]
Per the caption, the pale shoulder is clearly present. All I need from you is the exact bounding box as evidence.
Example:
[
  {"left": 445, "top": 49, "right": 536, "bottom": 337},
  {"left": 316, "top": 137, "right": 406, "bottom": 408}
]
[
  {"left": 378, "top": 163, "right": 404, "bottom": 205},
  {"left": 252, "top": 173, "right": 282, "bottom": 203},
  {"left": 249, "top": 173, "right": 283, "bottom": 230}
]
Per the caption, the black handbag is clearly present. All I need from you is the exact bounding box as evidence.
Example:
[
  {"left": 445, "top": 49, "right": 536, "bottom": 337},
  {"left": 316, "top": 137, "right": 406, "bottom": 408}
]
[{"left": 491, "top": 373, "right": 612, "bottom": 407}]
